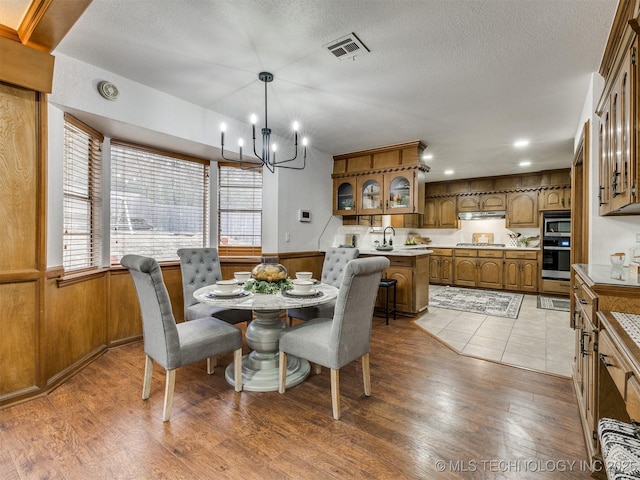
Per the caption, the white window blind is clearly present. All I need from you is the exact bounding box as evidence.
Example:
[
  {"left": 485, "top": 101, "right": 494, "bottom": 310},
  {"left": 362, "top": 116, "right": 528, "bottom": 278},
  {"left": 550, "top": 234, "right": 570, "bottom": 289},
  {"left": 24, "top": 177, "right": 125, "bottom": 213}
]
[
  {"left": 63, "top": 115, "right": 103, "bottom": 271},
  {"left": 110, "top": 142, "right": 210, "bottom": 263},
  {"left": 218, "top": 165, "right": 262, "bottom": 256}
]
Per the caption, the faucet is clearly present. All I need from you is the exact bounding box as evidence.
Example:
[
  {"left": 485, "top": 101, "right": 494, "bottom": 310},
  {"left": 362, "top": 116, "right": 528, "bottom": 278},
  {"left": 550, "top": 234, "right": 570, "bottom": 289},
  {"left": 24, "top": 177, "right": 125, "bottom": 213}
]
[{"left": 382, "top": 226, "right": 395, "bottom": 245}]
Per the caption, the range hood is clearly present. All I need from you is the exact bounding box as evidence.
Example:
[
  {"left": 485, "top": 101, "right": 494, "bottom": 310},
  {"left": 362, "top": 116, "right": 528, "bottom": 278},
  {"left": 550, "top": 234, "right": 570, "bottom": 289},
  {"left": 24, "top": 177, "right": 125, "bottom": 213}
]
[{"left": 458, "top": 211, "right": 506, "bottom": 220}]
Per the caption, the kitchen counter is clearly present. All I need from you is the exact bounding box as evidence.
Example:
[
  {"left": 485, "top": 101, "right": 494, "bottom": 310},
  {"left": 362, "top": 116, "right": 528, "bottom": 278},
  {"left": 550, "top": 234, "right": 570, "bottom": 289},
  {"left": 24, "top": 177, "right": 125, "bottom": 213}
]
[
  {"left": 429, "top": 244, "right": 540, "bottom": 251},
  {"left": 357, "top": 247, "right": 433, "bottom": 257}
]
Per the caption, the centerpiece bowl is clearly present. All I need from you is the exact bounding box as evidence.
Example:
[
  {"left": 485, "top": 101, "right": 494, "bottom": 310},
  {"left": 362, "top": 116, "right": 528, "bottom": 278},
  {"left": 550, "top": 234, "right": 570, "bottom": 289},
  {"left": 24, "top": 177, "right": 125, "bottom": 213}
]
[{"left": 251, "top": 263, "right": 288, "bottom": 282}]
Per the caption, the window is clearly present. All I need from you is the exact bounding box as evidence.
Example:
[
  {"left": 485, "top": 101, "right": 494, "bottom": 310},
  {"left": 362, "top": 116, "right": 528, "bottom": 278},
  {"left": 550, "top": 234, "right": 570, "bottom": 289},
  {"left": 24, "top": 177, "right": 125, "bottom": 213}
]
[
  {"left": 63, "top": 115, "right": 103, "bottom": 271},
  {"left": 110, "top": 142, "right": 210, "bottom": 263},
  {"left": 218, "top": 164, "right": 262, "bottom": 256}
]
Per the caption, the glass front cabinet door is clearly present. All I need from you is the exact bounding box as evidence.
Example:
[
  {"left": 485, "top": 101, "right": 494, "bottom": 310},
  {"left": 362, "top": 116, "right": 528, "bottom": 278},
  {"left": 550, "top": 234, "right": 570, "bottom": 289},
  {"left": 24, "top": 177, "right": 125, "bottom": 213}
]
[
  {"left": 333, "top": 178, "right": 357, "bottom": 215},
  {"left": 357, "top": 174, "right": 383, "bottom": 215},
  {"left": 384, "top": 172, "right": 419, "bottom": 214}
]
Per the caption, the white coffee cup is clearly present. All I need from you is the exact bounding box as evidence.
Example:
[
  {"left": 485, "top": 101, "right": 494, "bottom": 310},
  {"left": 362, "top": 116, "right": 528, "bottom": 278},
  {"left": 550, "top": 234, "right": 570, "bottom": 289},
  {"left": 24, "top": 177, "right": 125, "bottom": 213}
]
[
  {"left": 291, "top": 279, "right": 313, "bottom": 294},
  {"left": 234, "top": 271, "right": 251, "bottom": 283},
  {"left": 296, "top": 271, "right": 313, "bottom": 281},
  {"left": 215, "top": 279, "right": 238, "bottom": 293}
]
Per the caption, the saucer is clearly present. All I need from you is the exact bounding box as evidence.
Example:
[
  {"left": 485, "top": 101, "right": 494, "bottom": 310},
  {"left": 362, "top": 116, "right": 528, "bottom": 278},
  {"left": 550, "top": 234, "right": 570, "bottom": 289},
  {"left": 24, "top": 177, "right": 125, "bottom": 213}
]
[{"left": 210, "top": 287, "right": 245, "bottom": 297}]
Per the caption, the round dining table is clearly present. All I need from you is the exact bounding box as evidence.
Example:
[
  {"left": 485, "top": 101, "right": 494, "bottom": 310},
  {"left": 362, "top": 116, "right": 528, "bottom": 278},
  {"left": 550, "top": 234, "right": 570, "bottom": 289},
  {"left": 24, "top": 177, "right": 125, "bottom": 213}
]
[{"left": 193, "top": 282, "right": 339, "bottom": 392}]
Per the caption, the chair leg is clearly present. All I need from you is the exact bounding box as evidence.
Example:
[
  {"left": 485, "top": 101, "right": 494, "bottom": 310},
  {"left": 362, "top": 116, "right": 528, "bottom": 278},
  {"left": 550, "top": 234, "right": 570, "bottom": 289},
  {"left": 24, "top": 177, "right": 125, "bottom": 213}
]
[
  {"left": 362, "top": 353, "right": 371, "bottom": 397},
  {"left": 234, "top": 348, "right": 243, "bottom": 392},
  {"left": 314, "top": 363, "right": 322, "bottom": 375},
  {"left": 206, "top": 357, "right": 215, "bottom": 375},
  {"left": 278, "top": 351, "right": 288, "bottom": 393},
  {"left": 162, "top": 369, "right": 176, "bottom": 422},
  {"left": 142, "top": 355, "right": 153, "bottom": 400},
  {"left": 331, "top": 368, "right": 341, "bottom": 420}
]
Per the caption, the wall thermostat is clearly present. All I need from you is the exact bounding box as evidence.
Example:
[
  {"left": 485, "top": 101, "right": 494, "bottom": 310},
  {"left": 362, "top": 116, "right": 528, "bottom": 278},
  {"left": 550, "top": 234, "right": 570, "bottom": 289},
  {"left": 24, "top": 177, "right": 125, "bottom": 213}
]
[{"left": 298, "top": 209, "right": 311, "bottom": 222}]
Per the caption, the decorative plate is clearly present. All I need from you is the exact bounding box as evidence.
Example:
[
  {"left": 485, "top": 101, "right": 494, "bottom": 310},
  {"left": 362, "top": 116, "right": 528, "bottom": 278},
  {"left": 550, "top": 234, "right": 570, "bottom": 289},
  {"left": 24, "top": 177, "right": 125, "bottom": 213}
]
[
  {"left": 205, "top": 289, "right": 251, "bottom": 299},
  {"left": 282, "top": 290, "right": 324, "bottom": 299}
]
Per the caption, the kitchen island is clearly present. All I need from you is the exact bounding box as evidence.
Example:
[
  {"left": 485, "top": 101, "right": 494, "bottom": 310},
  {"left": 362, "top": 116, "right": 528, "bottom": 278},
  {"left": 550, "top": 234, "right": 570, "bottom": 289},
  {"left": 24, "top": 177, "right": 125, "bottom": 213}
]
[{"left": 358, "top": 247, "right": 432, "bottom": 315}]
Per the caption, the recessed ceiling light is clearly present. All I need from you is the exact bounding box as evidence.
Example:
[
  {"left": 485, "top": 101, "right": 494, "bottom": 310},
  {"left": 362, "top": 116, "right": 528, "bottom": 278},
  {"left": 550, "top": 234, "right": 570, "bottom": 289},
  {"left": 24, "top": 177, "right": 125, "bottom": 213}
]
[
  {"left": 514, "top": 139, "right": 529, "bottom": 148},
  {"left": 519, "top": 160, "right": 531, "bottom": 167},
  {"left": 444, "top": 169, "right": 454, "bottom": 175},
  {"left": 423, "top": 154, "right": 433, "bottom": 160}
]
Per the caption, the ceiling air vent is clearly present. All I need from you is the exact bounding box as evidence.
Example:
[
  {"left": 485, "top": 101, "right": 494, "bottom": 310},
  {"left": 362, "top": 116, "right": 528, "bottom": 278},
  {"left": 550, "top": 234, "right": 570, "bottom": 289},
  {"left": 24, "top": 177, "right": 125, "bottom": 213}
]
[{"left": 324, "top": 33, "right": 369, "bottom": 61}]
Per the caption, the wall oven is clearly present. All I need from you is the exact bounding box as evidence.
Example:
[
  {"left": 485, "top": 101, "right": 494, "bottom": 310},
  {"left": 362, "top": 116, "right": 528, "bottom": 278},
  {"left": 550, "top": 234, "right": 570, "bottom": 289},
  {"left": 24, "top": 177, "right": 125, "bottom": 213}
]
[{"left": 542, "top": 212, "right": 571, "bottom": 280}]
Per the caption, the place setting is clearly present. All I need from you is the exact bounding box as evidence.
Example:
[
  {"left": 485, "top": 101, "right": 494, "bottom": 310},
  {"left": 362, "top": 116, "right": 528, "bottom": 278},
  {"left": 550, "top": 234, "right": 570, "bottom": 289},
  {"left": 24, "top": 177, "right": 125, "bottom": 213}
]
[
  {"left": 281, "top": 273, "right": 324, "bottom": 299},
  {"left": 204, "top": 279, "right": 252, "bottom": 299}
]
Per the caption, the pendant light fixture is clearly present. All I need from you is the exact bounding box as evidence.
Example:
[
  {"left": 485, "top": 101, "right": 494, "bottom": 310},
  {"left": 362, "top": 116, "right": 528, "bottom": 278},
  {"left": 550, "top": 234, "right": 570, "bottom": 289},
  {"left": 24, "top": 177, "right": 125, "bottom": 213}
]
[{"left": 220, "top": 72, "right": 308, "bottom": 172}]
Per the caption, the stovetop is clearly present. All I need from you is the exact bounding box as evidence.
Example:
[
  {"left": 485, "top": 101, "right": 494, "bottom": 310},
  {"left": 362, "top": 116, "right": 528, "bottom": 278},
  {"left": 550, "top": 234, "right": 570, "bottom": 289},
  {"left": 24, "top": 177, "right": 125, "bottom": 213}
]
[{"left": 456, "top": 243, "right": 506, "bottom": 247}]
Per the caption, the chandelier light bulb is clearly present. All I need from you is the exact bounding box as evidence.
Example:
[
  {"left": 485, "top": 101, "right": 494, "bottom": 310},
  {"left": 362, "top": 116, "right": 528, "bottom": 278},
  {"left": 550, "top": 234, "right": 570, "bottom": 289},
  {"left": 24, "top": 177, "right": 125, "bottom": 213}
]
[
  {"left": 293, "top": 121, "right": 299, "bottom": 131},
  {"left": 302, "top": 137, "right": 308, "bottom": 146},
  {"left": 238, "top": 138, "right": 244, "bottom": 147},
  {"left": 272, "top": 143, "right": 278, "bottom": 152},
  {"left": 220, "top": 122, "right": 227, "bottom": 132},
  {"left": 250, "top": 114, "right": 257, "bottom": 125}
]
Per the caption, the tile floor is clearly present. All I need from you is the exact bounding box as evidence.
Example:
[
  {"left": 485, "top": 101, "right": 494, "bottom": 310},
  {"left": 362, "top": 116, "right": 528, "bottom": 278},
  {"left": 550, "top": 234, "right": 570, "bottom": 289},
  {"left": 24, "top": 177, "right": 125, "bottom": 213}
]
[{"left": 414, "top": 285, "right": 574, "bottom": 377}]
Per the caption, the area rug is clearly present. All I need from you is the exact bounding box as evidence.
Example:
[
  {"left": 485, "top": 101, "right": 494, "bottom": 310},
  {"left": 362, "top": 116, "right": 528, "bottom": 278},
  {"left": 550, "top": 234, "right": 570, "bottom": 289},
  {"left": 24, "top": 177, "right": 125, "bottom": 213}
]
[
  {"left": 429, "top": 287, "right": 523, "bottom": 319},
  {"left": 537, "top": 295, "right": 570, "bottom": 312}
]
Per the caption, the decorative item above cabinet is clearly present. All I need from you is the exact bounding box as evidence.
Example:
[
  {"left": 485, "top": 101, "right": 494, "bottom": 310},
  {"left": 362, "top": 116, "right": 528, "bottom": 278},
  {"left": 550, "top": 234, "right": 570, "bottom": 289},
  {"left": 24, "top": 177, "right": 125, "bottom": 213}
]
[{"left": 332, "top": 141, "right": 428, "bottom": 216}]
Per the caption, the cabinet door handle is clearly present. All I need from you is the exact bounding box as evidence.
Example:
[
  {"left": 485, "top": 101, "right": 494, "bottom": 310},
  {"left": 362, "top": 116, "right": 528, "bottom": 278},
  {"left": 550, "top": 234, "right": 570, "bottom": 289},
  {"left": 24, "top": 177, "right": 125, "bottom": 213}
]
[
  {"left": 579, "top": 299, "right": 587, "bottom": 305},
  {"left": 573, "top": 285, "right": 579, "bottom": 290},
  {"left": 599, "top": 353, "right": 613, "bottom": 367}
]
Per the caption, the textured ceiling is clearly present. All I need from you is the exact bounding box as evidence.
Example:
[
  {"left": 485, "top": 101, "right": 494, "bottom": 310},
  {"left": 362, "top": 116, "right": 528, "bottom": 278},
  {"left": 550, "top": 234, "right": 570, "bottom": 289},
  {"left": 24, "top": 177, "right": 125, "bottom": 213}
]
[{"left": 21, "top": 1, "right": 622, "bottom": 180}]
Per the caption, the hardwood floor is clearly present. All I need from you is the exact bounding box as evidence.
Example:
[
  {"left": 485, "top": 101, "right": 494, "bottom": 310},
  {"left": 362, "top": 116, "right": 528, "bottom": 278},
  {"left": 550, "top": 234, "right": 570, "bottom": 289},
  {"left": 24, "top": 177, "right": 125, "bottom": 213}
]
[{"left": 0, "top": 315, "right": 594, "bottom": 479}]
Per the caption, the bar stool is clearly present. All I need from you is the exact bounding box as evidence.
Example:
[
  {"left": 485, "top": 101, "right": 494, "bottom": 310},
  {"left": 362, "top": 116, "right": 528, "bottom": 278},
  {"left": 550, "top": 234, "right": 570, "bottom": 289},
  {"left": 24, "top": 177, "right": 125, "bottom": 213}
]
[{"left": 376, "top": 278, "right": 397, "bottom": 325}]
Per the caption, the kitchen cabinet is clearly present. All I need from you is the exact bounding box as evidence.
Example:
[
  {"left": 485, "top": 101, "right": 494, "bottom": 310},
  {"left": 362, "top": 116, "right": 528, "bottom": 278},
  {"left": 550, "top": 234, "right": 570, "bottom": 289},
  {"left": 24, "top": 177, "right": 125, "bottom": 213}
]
[
  {"left": 571, "top": 263, "right": 640, "bottom": 471},
  {"left": 332, "top": 141, "right": 428, "bottom": 217},
  {"left": 503, "top": 251, "right": 538, "bottom": 292},
  {"left": 357, "top": 174, "right": 384, "bottom": 215},
  {"left": 423, "top": 197, "right": 458, "bottom": 229},
  {"left": 361, "top": 253, "right": 430, "bottom": 314},
  {"left": 477, "top": 251, "right": 503, "bottom": 289},
  {"left": 457, "top": 193, "right": 506, "bottom": 212},
  {"left": 539, "top": 188, "right": 570, "bottom": 211},
  {"left": 428, "top": 248, "right": 453, "bottom": 285},
  {"left": 333, "top": 177, "right": 357, "bottom": 214},
  {"left": 597, "top": 34, "right": 637, "bottom": 215},
  {"left": 452, "top": 249, "right": 502, "bottom": 289},
  {"left": 505, "top": 191, "right": 539, "bottom": 228},
  {"left": 390, "top": 213, "right": 422, "bottom": 229}
]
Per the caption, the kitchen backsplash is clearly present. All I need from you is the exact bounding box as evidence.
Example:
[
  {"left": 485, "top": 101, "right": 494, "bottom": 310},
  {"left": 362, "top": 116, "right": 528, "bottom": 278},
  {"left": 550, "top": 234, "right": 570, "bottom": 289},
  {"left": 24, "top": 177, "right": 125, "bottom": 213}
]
[{"left": 333, "top": 217, "right": 540, "bottom": 248}]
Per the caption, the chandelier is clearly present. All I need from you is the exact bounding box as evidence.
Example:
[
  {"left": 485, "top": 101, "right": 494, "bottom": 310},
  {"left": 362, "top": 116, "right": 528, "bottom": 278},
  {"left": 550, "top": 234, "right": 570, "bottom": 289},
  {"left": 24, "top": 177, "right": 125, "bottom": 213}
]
[{"left": 220, "top": 72, "right": 308, "bottom": 172}]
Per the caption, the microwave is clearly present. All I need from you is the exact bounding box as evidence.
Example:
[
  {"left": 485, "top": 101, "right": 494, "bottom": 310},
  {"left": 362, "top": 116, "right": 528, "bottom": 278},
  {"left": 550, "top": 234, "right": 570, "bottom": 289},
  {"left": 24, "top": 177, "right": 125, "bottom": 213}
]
[{"left": 543, "top": 213, "right": 571, "bottom": 237}]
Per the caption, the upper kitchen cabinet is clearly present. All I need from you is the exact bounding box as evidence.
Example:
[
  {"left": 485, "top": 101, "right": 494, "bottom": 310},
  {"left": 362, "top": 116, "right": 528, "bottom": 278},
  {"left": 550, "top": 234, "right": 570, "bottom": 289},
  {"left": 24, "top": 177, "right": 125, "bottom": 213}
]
[
  {"left": 333, "top": 177, "right": 357, "bottom": 214},
  {"left": 506, "top": 191, "right": 539, "bottom": 228},
  {"left": 457, "top": 193, "right": 506, "bottom": 212},
  {"left": 423, "top": 197, "right": 458, "bottom": 228},
  {"left": 597, "top": 1, "right": 640, "bottom": 215},
  {"left": 539, "top": 187, "right": 571, "bottom": 210},
  {"left": 332, "top": 142, "right": 428, "bottom": 216}
]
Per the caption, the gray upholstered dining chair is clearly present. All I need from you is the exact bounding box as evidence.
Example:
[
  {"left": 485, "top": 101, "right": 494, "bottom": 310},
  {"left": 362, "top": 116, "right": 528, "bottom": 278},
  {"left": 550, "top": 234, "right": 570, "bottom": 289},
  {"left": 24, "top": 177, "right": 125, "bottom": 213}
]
[
  {"left": 278, "top": 256, "right": 390, "bottom": 419},
  {"left": 287, "top": 247, "right": 359, "bottom": 324},
  {"left": 121, "top": 254, "right": 243, "bottom": 422},
  {"left": 177, "top": 248, "right": 252, "bottom": 325}
]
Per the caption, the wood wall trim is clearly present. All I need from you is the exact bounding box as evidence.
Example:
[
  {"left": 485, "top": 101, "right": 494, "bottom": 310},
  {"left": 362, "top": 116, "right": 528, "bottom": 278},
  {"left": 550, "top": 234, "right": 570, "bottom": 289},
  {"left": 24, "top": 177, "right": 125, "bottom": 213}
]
[
  {"left": 0, "top": 36, "right": 54, "bottom": 92},
  {"left": 0, "top": 24, "right": 20, "bottom": 42},
  {"left": 18, "top": 0, "right": 92, "bottom": 53}
]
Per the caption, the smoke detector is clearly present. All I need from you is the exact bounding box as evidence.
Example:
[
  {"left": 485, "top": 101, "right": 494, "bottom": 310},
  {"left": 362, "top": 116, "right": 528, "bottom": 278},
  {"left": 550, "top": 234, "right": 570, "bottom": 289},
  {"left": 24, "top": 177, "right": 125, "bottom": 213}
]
[
  {"left": 324, "top": 33, "right": 369, "bottom": 61},
  {"left": 97, "top": 81, "right": 119, "bottom": 100}
]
